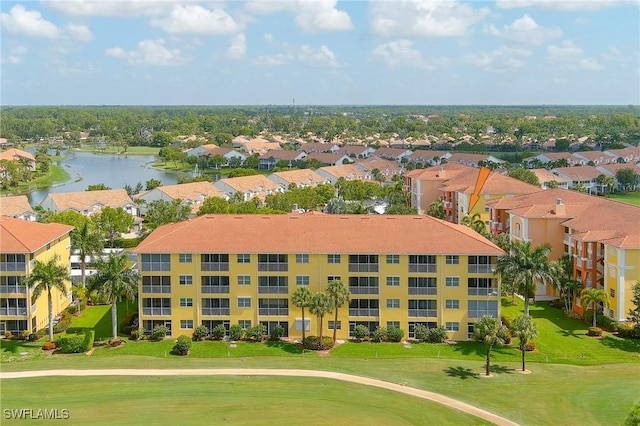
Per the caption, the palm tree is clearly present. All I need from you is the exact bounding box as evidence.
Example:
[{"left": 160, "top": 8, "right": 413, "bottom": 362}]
[
  {"left": 309, "top": 293, "right": 333, "bottom": 350},
  {"left": 72, "top": 221, "right": 104, "bottom": 288},
  {"left": 291, "top": 287, "right": 313, "bottom": 342},
  {"left": 473, "top": 315, "right": 509, "bottom": 376},
  {"left": 27, "top": 257, "right": 70, "bottom": 342},
  {"left": 461, "top": 213, "right": 487, "bottom": 236},
  {"left": 326, "top": 280, "right": 350, "bottom": 345},
  {"left": 511, "top": 314, "right": 538, "bottom": 372},
  {"left": 88, "top": 252, "right": 139, "bottom": 340},
  {"left": 580, "top": 288, "right": 610, "bottom": 328},
  {"left": 495, "top": 240, "right": 558, "bottom": 316}
]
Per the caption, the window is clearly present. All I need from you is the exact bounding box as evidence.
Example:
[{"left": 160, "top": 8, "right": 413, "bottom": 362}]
[
  {"left": 348, "top": 255, "right": 379, "bottom": 272},
  {"left": 446, "top": 277, "right": 459, "bottom": 287},
  {"left": 327, "top": 254, "right": 341, "bottom": 264},
  {"left": 468, "top": 300, "right": 499, "bottom": 318},
  {"left": 386, "top": 276, "right": 400, "bottom": 286},
  {"left": 295, "top": 318, "right": 311, "bottom": 331},
  {"left": 258, "top": 298, "right": 288, "bottom": 316},
  {"left": 258, "top": 254, "right": 288, "bottom": 271},
  {"left": 468, "top": 256, "right": 492, "bottom": 273},
  {"left": 610, "top": 288, "right": 616, "bottom": 298},
  {"left": 349, "top": 299, "right": 379, "bottom": 316},
  {"left": 386, "top": 254, "right": 399, "bottom": 264},
  {"left": 408, "top": 277, "right": 437, "bottom": 295},
  {"left": 386, "top": 299, "right": 400, "bottom": 308},
  {"left": 179, "top": 275, "right": 192, "bottom": 286},
  {"left": 180, "top": 320, "right": 193, "bottom": 329},
  {"left": 468, "top": 278, "right": 496, "bottom": 296},
  {"left": 328, "top": 276, "right": 341, "bottom": 284},
  {"left": 238, "top": 320, "right": 251, "bottom": 329},
  {"left": 348, "top": 277, "right": 379, "bottom": 294},
  {"left": 201, "top": 254, "right": 230, "bottom": 271},
  {"left": 386, "top": 321, "right": 400, "bottom": 329},
  {"left": 258, "top": 276, "right": 288, "bottom": 293},
  {"left": 180, "top": 298, "right": 193, "bottom": 307},
  {"left": 408, "top": 300, "right": 437, "bottom": 317},
  {"left": 141, "top": 254, "right": 170, "bottom": 271},
  {"left": 445, "top": 299, "right": 459, "bottom": 309},
  {"left": 296, "top": 254, "right": 309, "bottom": 264},
  {"left": 237, "top": 254, "right": 250, "bottom": 263},
  {"left": 179, "top": 254, "right": 192, "bottom": 263},
  {"left": 142, "top": 276, "right": 171, "bottom": 293},
  {"left": 296, "top": 275, "right": 310, "bottom": 286},
  {"left": 515, "top": 223, "right": 521, "bottom": 237},
  {"left": 201, "top": 276, "right": 230, "bottom": 294},
  {"left": 202, "top": 298, "right": 230, "bottom": 315},
  {"left": 445, "top": 322, "right": 459, "bottom": 332},
  {"left": 237, "top": 297, "right": 251, "bottom": 308},
  {"left": 408, "top": 255, "right": 436, "bottom": 272},
  {"left": 328, "top": 321, "right": 341, "bottom": 330},
  {"left": 467, "top": 323, "right": 475, "bottom": 339},
  {"left": 445, "top": 255, "right": 459, "bottom": 265},
  {"left": 237, "top": 275, "right": 251, "bottom": 285}
]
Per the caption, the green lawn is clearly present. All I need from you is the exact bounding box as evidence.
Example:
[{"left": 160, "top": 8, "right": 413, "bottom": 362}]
[
  {"left": 0, "top": 165, "right": 70, "bottom": 196},
  {"left": 74, "top": 146, "right": 160, "bottom": 156},
  {"left": 606, "top": 191, "right": 640, "bottom": 206}
]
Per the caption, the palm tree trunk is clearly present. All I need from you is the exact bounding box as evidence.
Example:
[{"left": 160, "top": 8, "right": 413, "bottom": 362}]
[
  {"left": 524, "top": 296, "right": 530, "bottom": 317},
  {"left": 318, "top": 315, "right": 323, "bottom": 350},
  {"left": 301, "top": 307, "right": 306, "bottom": 342},
  {"left": 592, "top": 306, "right": 597, "bottom": 328},
  {"left": 521, "top": 349, "right": 526, "bottom": 372},
  {"left": 332, "top": 307, "right": 338, "bottom": 344},
  {"left": 48, "top": 288, "right": 54, "bottom": 342},
  {"left": 80, "top": 254, "right": 86, "bottom": 288},
  {"left": 485, "top": 346, "right": 491, "bottom": 376},
  {"left": 111, "top": 301, "right": 118, "bottom": 339}
]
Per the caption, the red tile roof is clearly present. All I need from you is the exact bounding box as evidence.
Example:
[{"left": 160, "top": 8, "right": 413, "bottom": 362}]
[{"left": 0, "top": 216, "right": 73, "bottom": 253}]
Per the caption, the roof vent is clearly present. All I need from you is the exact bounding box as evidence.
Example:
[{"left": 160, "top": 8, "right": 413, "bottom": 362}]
[{"left": 556, "top": 198, "right": 563, "bottom": 205}]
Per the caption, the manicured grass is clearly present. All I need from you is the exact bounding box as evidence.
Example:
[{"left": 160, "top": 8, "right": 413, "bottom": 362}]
[
  {"left": 606, "top": 191, "right": 640, "bottom": 206},
  {"left": 0, "top": 165, "right": 70, "bottom": 196},
  {"left": 68, "top": 305, "right": 111, "bottom": 335},
  {"left": 0, "top": 376, "right": 486, "bottom": 426}
]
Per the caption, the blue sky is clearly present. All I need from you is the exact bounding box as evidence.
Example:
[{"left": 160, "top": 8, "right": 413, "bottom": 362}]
[{"left": 1, "top": 0, "right": 639, "bottom": 105}]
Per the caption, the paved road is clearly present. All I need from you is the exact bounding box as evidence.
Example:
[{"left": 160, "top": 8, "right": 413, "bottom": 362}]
[{"left": 1, "top": 368, "right": 520, "bottom": 426}]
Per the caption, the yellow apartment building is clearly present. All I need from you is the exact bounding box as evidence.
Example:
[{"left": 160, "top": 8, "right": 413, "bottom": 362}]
[
  {"left": 0, "top": 217, "right": 73, "bottom": 334},
  {"left": 487, "top": 188, "right": 640, "bottom": 322},
  {"left": 134, "top": 213, "right": 504, "bottom": 341}
]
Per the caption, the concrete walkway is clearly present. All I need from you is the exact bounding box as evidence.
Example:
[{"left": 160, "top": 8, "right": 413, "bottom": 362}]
[{"left": 1, "top": 368, "right": 520, "bottom": 426}]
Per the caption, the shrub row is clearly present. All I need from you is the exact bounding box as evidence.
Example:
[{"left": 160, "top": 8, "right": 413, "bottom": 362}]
[
  {"left": 371, "top": 326, "right": 404, "bottom": 342},
  {"left": 57, "top": 330, "right": 94, "bottom": 353},
  {"left": 414, "top": 325, "right": 448, "bottom": 343},
  {"left": 302, "top": 336, "right": 334, "bottom": 350}
]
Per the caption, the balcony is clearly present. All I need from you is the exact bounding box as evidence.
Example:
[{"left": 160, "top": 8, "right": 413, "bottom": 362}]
[
  {"left": 141, "top": 285, "right": 171, "bottom": 294},
  {"left": 258, "top": 307, "right": 288, "bottom": 316},
  {"left": 201, "top": 308, "right": 230, "bottom": 316},
  {"left": 348, "top": 308, "right": 379, "bottom": 317},
  {"left": 348, "top": 264, "right": 379, "bottom": 273},
  {"left": 408, "top": 264, "right": 436, "bottom": 273},
  {"left": 257, "top": 263, "right": 288, "bottom": 272},
  {"left": 201, "top": 262, "right": 229, "bottom": 272},
  {"left": 258, "top": 286, "right": 289, "bottom": 294},
  {"left": 0, "top": 307, "right": 28, "bottom": 316},
  {"left": 408, "top": 287, "right": 437, "bottom": 295},
  {"left": 349, "top": 286, "right": 379, "bottom": 295},
  {"left": 201, "top": 285, "right": 230, "bottom": 294},
  {"left": 0, "top": 286, "right": 26, "bottom": 294},
  {"left": 0, "top": 262, "right": 26, "bottom": 272},
  {"left": 142, "top": 307, "right": 171, "bottom": 316},
  {"left": 468, "top": 288, "right": 499, "bottom": 296},
  {"left": 468, "top": 265, "right": 493, "bottom": 274},
  {"left": 408, "top": 309, "right": 437, "bottom": 318}
]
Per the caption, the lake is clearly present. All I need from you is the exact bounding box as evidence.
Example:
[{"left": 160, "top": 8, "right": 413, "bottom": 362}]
[{"left": 27, "top": 151, "right": 182, "bottom": 205}]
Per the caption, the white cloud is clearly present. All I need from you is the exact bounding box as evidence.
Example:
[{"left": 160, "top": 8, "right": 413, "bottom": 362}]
[
  {"left": 42, "top": 0, "right": 172, "bottom": 17},
  {"left": 298, "top": 45, "right": 340, "bottom": 68},
  {"left": 1, "top": 5, "right": 60, "bottom": 38},
  {"left": 227, "top": 33, "right": 247, "bottom": 60},
  {"left": 245, "top": 0, "right": 352, "bottom": 32},
  {"left": 465, "top": 46, "right": 532, "bottom": 72},
  {"left": 65, "top": 24, "right": 93, "bottom": 41},
  {"left": 151, "top": 5, "right": 241, "bottom": 35},
  {"left": 2, "top": 45, "right": 28, "bottom": 64},
  {"left": 370, "top": 0, "right": 489, "bottom": 38},
  {"left": 264, "top": 33, "right": 275, "bottom": 43},
  {"left": 105, "top": 39, "right": 187, "bottom": 66},
  {"left": 495, "top": 0, "right": 632, "bottom": 12},
  {"left": 484, "top": 14, "right": 562, "bottom": 45},
  {"left": 547, "top": 40, "right": 603, "bottom": 71},
  {"left": 371, "top": 39, "right": 447, "bottom": 70},
  {"left": 252, "top": 53, "right": 294, "bottom": 66}
]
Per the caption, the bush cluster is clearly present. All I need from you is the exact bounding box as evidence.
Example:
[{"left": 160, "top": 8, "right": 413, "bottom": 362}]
[
  {"left": 623, "top": 401, "right": 640, "bottom": 426},
  {"left": 352, "top": 324, "right": 370, "bottom": 341},
  {"left": 57, "top": 334, "right": 85, "bottom": 353},
  {"left": 120, "top": 313, "right": 138, "bottom": 335},
  {"left": 587, "top": 327, "right": 603, "bottom": 337},
  {"left": 229, "top": 325, "right": 243, "bottom": 341},
  {"left": 151, "top": 325, "right": 170, "bottom": 341},
  {"left": 53, "top": 309, "right": 74, "bottom": 334},
  {"left": 269, "top": 325, "right": 284, "bottom": 341},
  {"left": 42, "top": 341, "right": 57, "bottom": 351},
  {"left": 212, "top": 324, "right": 227, "bottom": 340},
  {"left": 172, "top": 335, "right": 192, "bottom": 355},
  {"left": 617, "top": 324, "right": 640, "bottom": 339},
  {"left": 245, "top": 324, "right": 267, "bottom": 341},
  {"left": 129, "top": 328, "right": 144, "bottom": 341},
  {"left": 386, "top": 327, "right": 405, "bottom": 342},
  {"left": 302, "top": 336, "right": 334, "bottom": 350},
  {"left": 524, "top": 341, "right": 536, "bottom": 351},
  {"left": 192, "top": 325, "right": 209, "bottom": 341},
  {"left": 414, "top": 325, "right": 448, "bottom": 343}
]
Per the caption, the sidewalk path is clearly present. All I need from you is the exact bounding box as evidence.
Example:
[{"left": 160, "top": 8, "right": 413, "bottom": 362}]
[{"left": 1, "top": 368, "right": 520, "bottom": 425}]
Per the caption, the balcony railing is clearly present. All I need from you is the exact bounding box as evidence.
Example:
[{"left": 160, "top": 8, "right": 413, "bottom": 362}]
[
  {"left": 201, "top": 308, "right": 230, "bottom": 316},
  {"left": 258, "top": 307, "right": 289, "bottom": 316},
  {"left": 468, "top": 288, "right": 499, "bottom": 296},
  {"left": 408, "top": 309, "right": 437, "bottom": 317},
  {"left": 408, "top": 264, "right": 436, "bottom": 273},
  {"left": 0, "top": 285, "right": 26, "bottom": 294},
  {"left": 0, "top": 307, "right": 28, "bottom": 316},
  {"left": 141, "top": 285, "right": 171, "bottom": 294},
  {"left": 258, "top": 286, "right": 289, "bottom": 294},
  {"left": 349, "top": 287, "right": 379, "bottom": 295},
  {"left": 408, "top": 287, "right": 437, "bottom": 295},
  {"left": 257, "top": 263, "right": 288, "bottom": 272},
  {"left": 468, "top": 265, "right": 493, "bottom": 274},
  {"left": 201, "top": 262, "right": 229, "bottom": 272},
  {"left": 348, "top": 264, "right": 379, "bottom": 273},
  {"left": 0, "top": 262, "right": 26, "bottom": 272},
  {"left": 201, "top": 285, "right": 230, "bottom": 294},
  {"left": 142, "top": 307, "right": 171, "bottom": 316},
  {"left": 348, "top": 308, "right": 379, "bottom": 317}
]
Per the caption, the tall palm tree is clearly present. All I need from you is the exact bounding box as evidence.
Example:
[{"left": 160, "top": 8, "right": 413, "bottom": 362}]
[
  {"left": 72, "top": 221, "right": 104, "bottom": 288},
  {"left": 326, "top": 280, "right": 350, "bottom": 345},
  {"left": 580, "top": 288, "right": 610, "bottom": 328},
  {"left": 462, "top": 213, "right": 487, "bottom": 236},
  {"left": 473, "top": 315, "right": 509, "bottom": 376},
  {"left": 309, "top": 293, "right": 332, "bottom": 350},
  {"left": 511, "top": 314, "right": 538, "bottom": 372},
  {"left": 88, "top": 252, "right": 139, "bottom": 339},
  {"left": 495, "top": 240, "right": 558, "bottom": 316},
  {"left": 291, "top": 287, "right": 313, "bottom": 342},
  {"left": 27, "top": 257, "right": 70, "bottom": 342}
]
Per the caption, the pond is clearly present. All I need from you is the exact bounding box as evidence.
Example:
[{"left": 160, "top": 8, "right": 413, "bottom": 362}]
[{"left": 27, "top": 151, "right": 182, "bottom": 205}]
